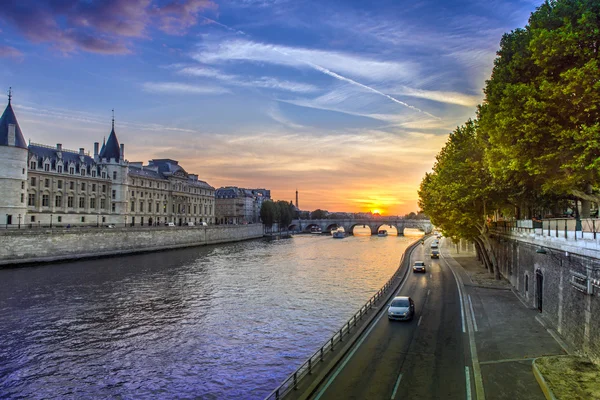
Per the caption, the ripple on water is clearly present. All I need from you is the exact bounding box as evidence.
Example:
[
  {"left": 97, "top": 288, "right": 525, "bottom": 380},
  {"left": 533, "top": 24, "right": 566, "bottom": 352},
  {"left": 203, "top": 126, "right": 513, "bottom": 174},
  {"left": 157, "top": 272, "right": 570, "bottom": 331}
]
[{"left": 0, "top": 235, "right": 415, "bottom": 399}]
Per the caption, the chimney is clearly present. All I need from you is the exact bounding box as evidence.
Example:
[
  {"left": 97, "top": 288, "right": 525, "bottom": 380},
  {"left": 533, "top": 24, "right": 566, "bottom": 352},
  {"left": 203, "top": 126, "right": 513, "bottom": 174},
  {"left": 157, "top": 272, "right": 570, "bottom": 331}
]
[
  {"left": 94, "top": 142, "right": 99, "bottom": 158},
  {"left": 7, "top": 124, "right": 15, "bottom": 146},
  {"left": 56, "top": 143, "right": 62, "bottom": 151},
  {"left": 79, "top": 148, "right": 85, "bottom": 156},
  {"left": 120, "top": 144, "right": 124, "bottom": 161}
]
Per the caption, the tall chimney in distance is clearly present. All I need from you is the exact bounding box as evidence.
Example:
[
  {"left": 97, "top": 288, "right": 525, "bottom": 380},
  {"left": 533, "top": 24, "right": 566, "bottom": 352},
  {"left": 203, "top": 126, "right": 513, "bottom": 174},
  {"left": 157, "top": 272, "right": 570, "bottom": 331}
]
[
  {"left": 94, "top": 142, "right": 99, "bottom": 159},
  {"left": 120, "top": 144, "right": 124, "bottom": 161}
]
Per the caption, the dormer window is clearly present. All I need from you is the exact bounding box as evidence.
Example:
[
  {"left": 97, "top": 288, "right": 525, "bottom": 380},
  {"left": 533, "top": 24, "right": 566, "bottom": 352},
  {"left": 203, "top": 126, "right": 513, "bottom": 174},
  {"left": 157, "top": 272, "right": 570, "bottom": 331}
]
[
  {"left": 91, "top": 170, "right": 96, "bottom": 177},
  {"left": 81, "top": 168, "right": 86, "bottom": 176},
  {"left": 69, "top": 167, "right": 74, "bottom": 174},
  {"left": 44, "top": 163, "right": 50, "bottom": 172},
  {"left": 30, "top": 161, "right": 36, "bottom": 170}
]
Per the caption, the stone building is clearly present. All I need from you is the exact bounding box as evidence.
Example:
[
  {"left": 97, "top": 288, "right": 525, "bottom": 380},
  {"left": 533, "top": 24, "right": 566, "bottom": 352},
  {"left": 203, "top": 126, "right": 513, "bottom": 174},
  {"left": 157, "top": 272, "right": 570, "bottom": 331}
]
[
  {"left": 215, "top": 187, "right": 270, "bottom": 225},
  {"left": 0, "top": 93, "right": 214, "bottom": 227}
]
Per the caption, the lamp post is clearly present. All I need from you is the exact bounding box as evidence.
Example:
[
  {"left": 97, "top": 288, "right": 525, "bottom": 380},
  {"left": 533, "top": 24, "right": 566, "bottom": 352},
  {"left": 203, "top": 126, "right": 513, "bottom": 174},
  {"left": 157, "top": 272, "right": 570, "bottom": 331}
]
[
  {"left": 50, "top": 214, "right": 53, "bottom": 228},
  {"left": 18, "top": 214, "right": 21, "bottom": 229}
]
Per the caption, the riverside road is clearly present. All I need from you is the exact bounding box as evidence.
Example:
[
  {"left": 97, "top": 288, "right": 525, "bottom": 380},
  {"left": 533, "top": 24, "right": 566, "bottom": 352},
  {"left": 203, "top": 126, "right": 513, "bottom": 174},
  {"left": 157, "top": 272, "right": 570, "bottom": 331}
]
[{"left": 311, "top": 236, "right": 470, "bottom": 400}]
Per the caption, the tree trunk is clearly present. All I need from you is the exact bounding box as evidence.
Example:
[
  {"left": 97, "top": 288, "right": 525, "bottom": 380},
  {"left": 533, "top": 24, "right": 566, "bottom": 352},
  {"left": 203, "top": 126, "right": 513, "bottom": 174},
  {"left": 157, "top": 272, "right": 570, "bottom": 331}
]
[
  {"left": 473, "top": 237, "right": 492, "bottom": 272},
  {"left": 479, "top": 234, "right": 501, "bottom": 280},
  {"left": 580, "top": 183, "right": 593, "bottom": 218}
]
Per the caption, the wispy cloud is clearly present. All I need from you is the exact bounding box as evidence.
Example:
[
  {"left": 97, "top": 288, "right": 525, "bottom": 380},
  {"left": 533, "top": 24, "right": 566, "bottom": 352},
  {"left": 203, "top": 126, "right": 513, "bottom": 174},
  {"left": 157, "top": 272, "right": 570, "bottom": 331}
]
[
  {"left": 0, "top": 45, "right": 24, "bottom": 60},
  {"left": 390, "top": 86, "right": 482, "bottom": 107},
  {"left": 142, "top": 82, "right": 230, "bottom": 94}
]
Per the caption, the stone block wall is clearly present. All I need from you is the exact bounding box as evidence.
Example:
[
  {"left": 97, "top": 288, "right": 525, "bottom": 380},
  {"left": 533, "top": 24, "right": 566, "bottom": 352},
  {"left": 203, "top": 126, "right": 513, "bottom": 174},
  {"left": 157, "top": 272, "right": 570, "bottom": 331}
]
[
  {"left": 491, "top": 235, "right": 600, "bottom": 363},
  {"left": 0, "top": 224, "right": 264, "bottom": 266}
]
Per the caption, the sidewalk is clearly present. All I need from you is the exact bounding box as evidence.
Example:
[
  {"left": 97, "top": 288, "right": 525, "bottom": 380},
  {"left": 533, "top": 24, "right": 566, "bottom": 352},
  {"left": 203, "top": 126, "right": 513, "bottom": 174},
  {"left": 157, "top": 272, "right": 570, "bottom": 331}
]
[{"left": 441, "top": 241, "right": 567, "bottom": 400}]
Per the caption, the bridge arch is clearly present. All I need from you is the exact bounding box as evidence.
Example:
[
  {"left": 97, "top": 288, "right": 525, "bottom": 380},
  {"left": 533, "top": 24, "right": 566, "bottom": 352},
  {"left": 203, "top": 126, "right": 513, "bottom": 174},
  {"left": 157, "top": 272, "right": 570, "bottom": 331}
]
[{"left": 375, "top": 224, "right": 399, "bottom": 236}]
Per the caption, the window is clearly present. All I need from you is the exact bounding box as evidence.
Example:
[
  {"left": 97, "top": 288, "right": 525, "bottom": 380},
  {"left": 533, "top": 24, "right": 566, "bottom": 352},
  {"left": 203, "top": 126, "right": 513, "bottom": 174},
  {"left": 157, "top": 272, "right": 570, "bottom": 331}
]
[
  {"left": 58, "top": 216, "right": 62, "bottom": 222},
  {"left": 30, "top": 161, "right": 36, "bottom": 170},
  {"left": 57, "top": 165, "right": 63, "bottom": 173},
  {"left": 112, "top": 190, "right": 116, "bottom": 200},
  {"left": 44, "top": 179, "right": 49, "bottom": 188},
  {"left": 140, "top": 201, "right": 144, "bottom": 212},
  {"left": 113, "top": 171, "right": 117, "bottom": 180},
  {"left": 30, "top": 177, "right": 36, "bottom": 186},
  {"left": 112, "top": 202, "right": 116, "bottom": 212},
  {"left": 92, "top": 184, "right": 96, "bottom": 192},
  {"left": 102, "top": 172, "right": 106, "bottom": 179},
  {"left": 81, "top": 168, "right": 85, "bottom": 176},
  {"left": 44, "top": 164, "right": 50, "bottom": 172},
  {"left": 130, "top": 201, "right": 135, "bottom": 212},
  {"left": 163, "top": 204, "right": 167, "bottom": 213},
  {"left": 90, "top": 198, "right": 96, "bottom": 209},
  {"left": 57, "top": 180, "right": 63, "bottom": 189},
  {"left": 79, "top": 197, "right": 85, "bottom": 208},
  {"left": 21, "top": 193, "right": 24, "bottom": 203},
  {"left": 68, "top": 196, "right": 74, "bottom": 208},
  {"left": 91, "top": 170, "right": 96, "bottom": 177},
  {"left": 42, "top": 194, "right": 49, "bottom": 207},
  {"left": 69, "top": 167, "right": 74, "bottom": 174},
  {"left": 31, "top": 216, "right": 35, "bottom": 222},
  {"left": 156, "top": 202, "right": 159, "bottom": 213},
  {"left": 21, "top": 182, "right": 24, "bottom": 189},
  {"left": 22, "top": 168, "right": 25, "bottom": 174},
  {"left": 100, "top": 199, "right": 106, "bottom": 209},
  {"left": 70, "top": 181, "right": 74, "bottom": 190},
  {"left": 81, "top": 217, "right": 85, "bottom": 223},
  {"left": 131, "top": 191, "right": 134, "bottom": 197},
  {"left": 28, "top": 193, "right": 35, "bottom": 206},
  {"left": 194, "top": 205, "right": 197, "bottom": 214},
  {"left": 55, "top": 195, "right": 62, "bottom": 207},
  {"left": 81, "top": 183, "right": 86, "bottom": 191},
  {"left": 102, "top": 185, "right": 106, "bottom": 193},
  {"left": 141, "top": 180, "right": 144, "bottom": 187}
]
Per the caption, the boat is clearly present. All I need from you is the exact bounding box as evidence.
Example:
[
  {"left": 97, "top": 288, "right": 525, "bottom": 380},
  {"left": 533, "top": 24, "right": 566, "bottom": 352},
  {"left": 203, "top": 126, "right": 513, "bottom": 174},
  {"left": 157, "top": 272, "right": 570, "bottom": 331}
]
[
  {"left": 310, "top": 226, "right": 322, "bottom": 234},
  {"left": 377, "top": 229, "right": 388, "bottom": 237},
  {"left": 333, "top": 230, "right": 345, "bottom": 239}
]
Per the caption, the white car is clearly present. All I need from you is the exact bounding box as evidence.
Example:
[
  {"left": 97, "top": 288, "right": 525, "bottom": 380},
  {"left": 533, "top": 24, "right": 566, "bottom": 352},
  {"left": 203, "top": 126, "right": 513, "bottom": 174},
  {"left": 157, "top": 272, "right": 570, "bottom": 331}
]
[
  {"left": 413, "top": 261, "right": 426, "bottom": 273},
  {"left": 167, "top": 222, "right": 175, "bottom": 227},
  {"left": 388, "top": 296, "right": 415, "bottom": 321}
]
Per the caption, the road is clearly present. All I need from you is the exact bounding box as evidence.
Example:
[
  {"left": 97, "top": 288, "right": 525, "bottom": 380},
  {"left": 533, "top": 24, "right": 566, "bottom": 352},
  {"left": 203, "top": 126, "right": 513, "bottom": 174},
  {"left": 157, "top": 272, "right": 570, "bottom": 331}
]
[{"left": 311, "top": 236, "right": 470, "bottom": 400}]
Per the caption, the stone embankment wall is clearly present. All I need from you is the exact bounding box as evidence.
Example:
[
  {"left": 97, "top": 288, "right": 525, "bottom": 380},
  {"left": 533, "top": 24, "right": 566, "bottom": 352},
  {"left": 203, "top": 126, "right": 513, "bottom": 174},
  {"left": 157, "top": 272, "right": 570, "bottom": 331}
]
[
  {"left": 0, "top": 224, "right": 264, "bottom": 266},
  {"left": 490, "top": 235, "right": 600, "bottom": 363}
]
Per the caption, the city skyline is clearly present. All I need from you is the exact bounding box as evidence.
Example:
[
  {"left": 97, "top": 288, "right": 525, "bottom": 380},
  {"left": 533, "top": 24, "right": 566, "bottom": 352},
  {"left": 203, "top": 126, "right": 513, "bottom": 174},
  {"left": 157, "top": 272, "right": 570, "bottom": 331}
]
[{"left": 0, "top": 0, "right": 541, "bottom": 215}]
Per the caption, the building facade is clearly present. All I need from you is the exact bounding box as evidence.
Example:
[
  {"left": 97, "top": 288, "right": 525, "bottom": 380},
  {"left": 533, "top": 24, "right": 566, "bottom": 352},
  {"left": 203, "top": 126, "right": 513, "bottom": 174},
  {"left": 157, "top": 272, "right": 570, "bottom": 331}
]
[
  {"left": 215, "top": 187, "right": 270, "bottom": 224},
  {"left": 0, "top": 95, "right": 215, "bottom": 227}
]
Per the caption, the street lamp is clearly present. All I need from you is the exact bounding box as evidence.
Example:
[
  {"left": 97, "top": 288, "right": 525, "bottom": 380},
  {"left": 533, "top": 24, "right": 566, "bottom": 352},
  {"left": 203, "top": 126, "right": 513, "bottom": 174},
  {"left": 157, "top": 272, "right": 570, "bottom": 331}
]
[
  {"left": 18, "top": 214, "right": 21, "bottom": 229},
  {"left": 50, "top": 214, "right": 53, "bottom": 228}
]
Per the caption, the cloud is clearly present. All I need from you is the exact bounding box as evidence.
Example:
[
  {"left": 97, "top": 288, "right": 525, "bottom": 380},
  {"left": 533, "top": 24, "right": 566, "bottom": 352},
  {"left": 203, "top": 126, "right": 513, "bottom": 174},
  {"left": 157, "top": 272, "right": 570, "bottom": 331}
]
[
  {"left": 193, "top": 38, "right": 417, "bottom": 82},
  {"left": 142, "top": 82, "right": 230, "bottom": 94},
  {"left": 0, "top": 0, "right": 217, "bottom": 54},
  {"left": 178, "top": 66, "right": 318, "bottom": 93},
  {"left": 0, "top": 45, "right": 24, "bottom": 60},
  {"left": 390, "top": 86, "right": 482, "bottom": 107}
]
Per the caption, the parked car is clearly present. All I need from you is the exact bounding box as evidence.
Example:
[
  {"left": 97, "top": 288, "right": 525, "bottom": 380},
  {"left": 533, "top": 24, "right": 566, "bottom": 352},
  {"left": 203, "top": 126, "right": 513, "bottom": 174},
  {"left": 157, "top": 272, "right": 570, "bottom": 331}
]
[
  {"left": 199, "top": 222, "right": 208, "bottom": 226},
  {"left": 388, "top": 296, "right": 415, "bottom": 321},
  {"left": 413, "top": 261, "right": 426, "bottom": 273},
  {"left": 166, "top": 222, "right": 175, "bottom": 227},
  {"left": 187, "top": 222, "right": 195, "bottom": 226},
  {"left": 431, "top": 250, "right": 440, "bottom": 259}
]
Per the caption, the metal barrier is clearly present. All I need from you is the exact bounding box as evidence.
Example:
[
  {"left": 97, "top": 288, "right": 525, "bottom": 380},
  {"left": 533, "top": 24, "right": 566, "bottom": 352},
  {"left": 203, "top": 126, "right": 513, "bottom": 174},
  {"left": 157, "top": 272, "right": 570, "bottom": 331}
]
[
  {"left": 492, "top": 218, "right": 600, "bottom": 241},
  {"left": 264, "top": 239, "right": 420, "bottom": 400}
]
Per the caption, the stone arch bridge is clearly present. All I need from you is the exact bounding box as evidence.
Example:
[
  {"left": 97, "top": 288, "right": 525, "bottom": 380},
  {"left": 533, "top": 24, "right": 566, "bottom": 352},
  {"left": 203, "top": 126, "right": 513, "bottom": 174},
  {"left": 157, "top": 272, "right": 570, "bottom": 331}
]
[{"left": 289, "top": 219, "right": 433, "bottom": 235}]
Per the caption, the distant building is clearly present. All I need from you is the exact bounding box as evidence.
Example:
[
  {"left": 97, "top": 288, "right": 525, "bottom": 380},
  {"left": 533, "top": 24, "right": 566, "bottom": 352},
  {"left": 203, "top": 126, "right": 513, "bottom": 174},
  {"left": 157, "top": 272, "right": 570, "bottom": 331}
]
[
  {"left": 215, "top": 187, "right": 270, "bottom": 224},
  {"left": 0, "top": 93, "right": 215, "bottom": 227}
]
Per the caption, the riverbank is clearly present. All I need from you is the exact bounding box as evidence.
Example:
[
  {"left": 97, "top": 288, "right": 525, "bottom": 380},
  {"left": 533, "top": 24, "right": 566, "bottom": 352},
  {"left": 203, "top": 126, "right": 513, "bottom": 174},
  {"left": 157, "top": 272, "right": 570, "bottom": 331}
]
[{"left": 0, "top": 224, "right": 263, "bottom": 266}]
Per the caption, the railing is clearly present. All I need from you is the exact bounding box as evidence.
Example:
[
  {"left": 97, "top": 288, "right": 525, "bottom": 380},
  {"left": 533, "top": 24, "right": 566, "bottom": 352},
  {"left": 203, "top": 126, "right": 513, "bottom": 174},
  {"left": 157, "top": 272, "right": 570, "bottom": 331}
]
[
  {"left": 492, "top": 218, "right": 600, "bottom": 240},
  {"left": 0, "top": 222, "right": 220, "bottom": 231},
  {"left": 264, "top": 239, "right": 420, "bottom": 400}
]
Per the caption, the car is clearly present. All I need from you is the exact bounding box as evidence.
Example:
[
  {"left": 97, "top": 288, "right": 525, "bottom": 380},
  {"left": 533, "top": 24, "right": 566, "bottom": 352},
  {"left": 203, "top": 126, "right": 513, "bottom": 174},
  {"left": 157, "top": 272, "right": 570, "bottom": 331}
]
[
  {"left": 436, "top": 234, "right": 442, "bottom": 239},
  {"left": 187, "top": 222, "right": 195, "bottom": 226},
  {"left": 166, "top": 222, "right": 176, "bottom": 227},
  {"left": 388, "top": 296, "right": 415, "bottom": 321},
  {"left": 199, "top": 222, "right": 208, "bottom": 226},
  {"left": 430, "top": 243, "right": 439, "bottom": 249},
  {"left": 413, "top": 261, "right": 426, "bottom": 273},
  {"left": 431, "top": 250, "right": 439, "bottom": 259}
]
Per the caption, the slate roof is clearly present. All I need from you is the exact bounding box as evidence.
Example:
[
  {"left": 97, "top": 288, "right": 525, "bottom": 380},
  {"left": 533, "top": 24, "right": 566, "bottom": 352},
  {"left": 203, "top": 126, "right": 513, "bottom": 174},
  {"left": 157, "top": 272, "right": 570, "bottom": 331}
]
[
  {"left": 148, "top": 159, "right": 187, "bottom": 175},
  {"left": 130, "top": 161, "right": 214, "bottom": 189},
  {"left": 99, "top": 127, "right": 120, "bottom": 160},
  {"left": 0, "top": 100, "right": 27, "bottom": 149},
  {"left": 28, "top": 144, "right": 103, "bottom": 175}
]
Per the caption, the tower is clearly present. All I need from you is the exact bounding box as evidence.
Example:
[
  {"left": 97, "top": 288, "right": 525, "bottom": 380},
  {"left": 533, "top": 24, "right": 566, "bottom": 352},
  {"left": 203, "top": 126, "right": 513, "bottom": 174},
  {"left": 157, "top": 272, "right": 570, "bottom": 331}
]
[
  {"left": 295, "top": 188, "right": 299, "bottom": 210},
  {"left": 0, "top": 88, "right": 28, "bottom": 225}
]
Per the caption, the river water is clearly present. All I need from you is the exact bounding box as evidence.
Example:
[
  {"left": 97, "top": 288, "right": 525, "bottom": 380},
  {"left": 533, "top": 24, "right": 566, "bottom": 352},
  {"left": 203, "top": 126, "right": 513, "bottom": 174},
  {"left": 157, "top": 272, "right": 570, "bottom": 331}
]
[{"left": 0, "top": 234, "right": 417, "bottom": 399}]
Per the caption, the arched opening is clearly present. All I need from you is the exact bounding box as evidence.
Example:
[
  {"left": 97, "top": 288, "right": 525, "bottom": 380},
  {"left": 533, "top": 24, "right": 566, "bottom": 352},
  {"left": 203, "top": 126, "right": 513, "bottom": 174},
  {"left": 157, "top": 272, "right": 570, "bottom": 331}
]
[
  {"left": 288, "top": 224, "right": 298, "bottom": 232},
  {"left": 326, "top": 223, "right": 342, "bottom": 233},
  {"left": 376, "top": 224, "right": 398, "bottom": 236},
  {"left": 351, "top": 224, "right": 371, "bottom": 236},
  {"left": 402, "top": 227, "right": 425, "bottom": 237},
  {"left": 536, "top": 269, "right": 543, "bottom": 312},
  {"left": 304, "top": 224, "right": 322, "bottom": 234}
]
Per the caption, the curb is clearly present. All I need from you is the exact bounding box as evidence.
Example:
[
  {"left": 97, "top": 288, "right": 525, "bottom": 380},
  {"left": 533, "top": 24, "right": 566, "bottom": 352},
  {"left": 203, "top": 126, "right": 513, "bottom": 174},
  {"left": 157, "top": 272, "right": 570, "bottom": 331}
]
[{"left": 532, "top": 358, "right": 557, "bottom": 400}]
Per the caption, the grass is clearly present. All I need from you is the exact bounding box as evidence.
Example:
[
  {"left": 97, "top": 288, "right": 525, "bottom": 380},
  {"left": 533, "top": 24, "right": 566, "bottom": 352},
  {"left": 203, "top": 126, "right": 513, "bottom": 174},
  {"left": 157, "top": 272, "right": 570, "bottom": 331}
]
[{"left": 536, "top": 355, "right": 600, "bottom": 400}]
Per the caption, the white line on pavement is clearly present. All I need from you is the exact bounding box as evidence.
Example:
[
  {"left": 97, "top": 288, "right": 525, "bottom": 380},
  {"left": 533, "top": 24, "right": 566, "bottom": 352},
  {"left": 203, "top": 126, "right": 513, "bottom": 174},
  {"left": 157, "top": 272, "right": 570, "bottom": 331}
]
[
  {"left": 418, "top": 316, "right": 423, "bottom": 326},
  {"left": 427, "top": 289, "right": 431, "bottom": 297},
  {"left": 465, "top": 366, "right": 472, "bottom": 400},
  {"left": 468, "top": 295, "right": 479, "bottom": 332},
  {"left": 391, "top": 372, "right": 403, "bottom": 399}
]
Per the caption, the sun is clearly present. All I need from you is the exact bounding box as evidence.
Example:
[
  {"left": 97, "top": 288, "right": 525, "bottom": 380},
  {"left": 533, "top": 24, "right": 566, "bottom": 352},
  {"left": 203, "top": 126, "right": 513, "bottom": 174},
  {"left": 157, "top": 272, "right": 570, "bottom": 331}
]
[{"left": 372, "top": 209, "right": 382, "bottom": 215}]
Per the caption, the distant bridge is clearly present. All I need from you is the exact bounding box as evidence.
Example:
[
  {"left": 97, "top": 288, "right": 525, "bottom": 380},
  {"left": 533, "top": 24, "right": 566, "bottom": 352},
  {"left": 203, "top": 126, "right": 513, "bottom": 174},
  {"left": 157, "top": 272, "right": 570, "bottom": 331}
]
[{"left": 289, "top": 219, "right": 433, "bottom": 235}]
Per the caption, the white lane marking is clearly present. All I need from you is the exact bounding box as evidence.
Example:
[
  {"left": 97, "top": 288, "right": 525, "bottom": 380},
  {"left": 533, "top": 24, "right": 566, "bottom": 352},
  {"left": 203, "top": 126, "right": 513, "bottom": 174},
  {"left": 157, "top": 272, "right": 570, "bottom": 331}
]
[
  {"left": 391, "top": 372, "right": 403, "bottom": 399},
  {"left": 314, "top": 247, "right": 416, "bottom": 400},
  {"left": 465, "top": 366, "right": 472, "bottom": 400},
  {"left": 418, "top": 316, "right": 423, "bottom": 326},
  {"left": 429, "top": 273, "right": 432, "bottom": 279},
  {"left": 468, "top": 295, "right": 479, "bottom": 332},
  {"left": 427, "top": 289, "right": 431, "bottom": 297}
]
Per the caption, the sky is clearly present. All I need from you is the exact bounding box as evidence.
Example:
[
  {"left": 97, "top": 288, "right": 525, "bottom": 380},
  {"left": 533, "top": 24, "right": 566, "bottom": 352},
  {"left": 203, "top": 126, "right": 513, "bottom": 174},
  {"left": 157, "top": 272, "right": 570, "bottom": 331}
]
[{"left": 0, "top": 0, "right": 542, "bottom": 215}]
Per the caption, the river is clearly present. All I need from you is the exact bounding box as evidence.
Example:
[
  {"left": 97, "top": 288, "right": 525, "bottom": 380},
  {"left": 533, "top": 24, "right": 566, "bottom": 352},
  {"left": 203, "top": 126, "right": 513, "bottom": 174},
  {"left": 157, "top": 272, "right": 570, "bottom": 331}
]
[{"left": 0, "top": 233, "right": 418, "bottom": 399}]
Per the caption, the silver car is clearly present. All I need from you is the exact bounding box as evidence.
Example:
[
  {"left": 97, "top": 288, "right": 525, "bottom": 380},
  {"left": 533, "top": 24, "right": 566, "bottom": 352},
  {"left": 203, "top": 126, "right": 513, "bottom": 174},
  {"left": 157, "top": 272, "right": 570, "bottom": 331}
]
[{"left": 388, "top": 296, "right": 415, "bottom": 321}]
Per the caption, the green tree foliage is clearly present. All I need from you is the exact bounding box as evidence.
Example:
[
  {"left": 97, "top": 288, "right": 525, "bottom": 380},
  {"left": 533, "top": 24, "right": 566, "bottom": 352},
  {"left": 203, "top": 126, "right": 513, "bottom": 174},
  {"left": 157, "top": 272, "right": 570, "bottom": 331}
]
[
  {"left": 276, "top": 200, "right": 293, "bottom": 230},
  {"left": 479, "top": 0, "right": 600, "bottom": 209},
  {"left": 310, "top": 209, "right": 329, "bottom": 219},
  {"left": 260, "top": 200, "right": 278, "bottom": 231}
]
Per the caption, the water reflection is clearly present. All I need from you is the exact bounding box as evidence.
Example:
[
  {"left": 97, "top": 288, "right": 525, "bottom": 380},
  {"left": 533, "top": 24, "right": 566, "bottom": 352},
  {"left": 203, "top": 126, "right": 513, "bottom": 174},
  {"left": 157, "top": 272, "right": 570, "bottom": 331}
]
[{"left": 0, "top": 235, "right": 414, "bottom": 399}]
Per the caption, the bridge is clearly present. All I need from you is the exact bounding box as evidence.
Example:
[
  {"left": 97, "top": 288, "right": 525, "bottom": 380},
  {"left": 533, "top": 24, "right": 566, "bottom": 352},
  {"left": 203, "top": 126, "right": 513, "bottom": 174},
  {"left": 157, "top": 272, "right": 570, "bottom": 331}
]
[{"left": 289, "top": 218, "right": 433, "bottom": 235}]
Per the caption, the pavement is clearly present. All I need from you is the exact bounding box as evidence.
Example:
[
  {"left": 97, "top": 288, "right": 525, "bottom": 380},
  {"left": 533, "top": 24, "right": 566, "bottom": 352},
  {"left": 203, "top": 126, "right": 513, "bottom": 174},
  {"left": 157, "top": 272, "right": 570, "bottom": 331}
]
[{"left": 440, "top": 239, "right": 568, "bottom": 400}]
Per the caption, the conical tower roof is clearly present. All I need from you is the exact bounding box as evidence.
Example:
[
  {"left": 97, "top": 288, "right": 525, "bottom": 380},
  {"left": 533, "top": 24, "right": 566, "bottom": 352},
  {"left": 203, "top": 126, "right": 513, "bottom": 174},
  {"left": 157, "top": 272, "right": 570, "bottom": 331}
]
[
  {"left": 0, "top": 89, "right": 27, "bottom": 149},
  {"left": 99, "top": 112, "right": 120, "bottom": 160}
]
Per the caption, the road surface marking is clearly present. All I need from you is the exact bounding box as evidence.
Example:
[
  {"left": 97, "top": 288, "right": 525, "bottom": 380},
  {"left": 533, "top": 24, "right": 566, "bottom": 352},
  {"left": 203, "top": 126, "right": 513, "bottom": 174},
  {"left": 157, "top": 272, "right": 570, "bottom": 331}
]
[
  {"left": 314, "top": 248, "right": 415, "bottom": 400},
  {"left": 468, "top": 295, "right": 479, "bottom": 332},
  {"left": 480, "top": 357, "right": 536, "bottom": 365},
  {"left": 391, "top": 372, "right": 403, "bottom": 399},
  {"left": 441, "top": 252, "right": 485, "bottom": 400},
  {"left": 418, "top": 316, "right": 423, "bottom": 326},
  {"left": 465, "top": 366, "right": 472, "bottom": 400},
  {"left": 427, "top": 289, "right": 431, "bottom": 297},
  {"left": 429, "top": 273, "right": 432, "bottom": 279}
]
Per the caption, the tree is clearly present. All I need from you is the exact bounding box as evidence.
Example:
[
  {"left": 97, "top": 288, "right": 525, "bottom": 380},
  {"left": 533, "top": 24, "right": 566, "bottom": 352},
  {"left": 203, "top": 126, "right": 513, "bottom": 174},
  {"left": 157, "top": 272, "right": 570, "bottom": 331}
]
[
  {"left": 276, "top": 200, "right": 293, "bottom": 231},
  {"left": 310, "top": 209, "right": 328, "bottom": 219},
  {"left": 260, "top": 200, "right": 278, "bottom": 232}
]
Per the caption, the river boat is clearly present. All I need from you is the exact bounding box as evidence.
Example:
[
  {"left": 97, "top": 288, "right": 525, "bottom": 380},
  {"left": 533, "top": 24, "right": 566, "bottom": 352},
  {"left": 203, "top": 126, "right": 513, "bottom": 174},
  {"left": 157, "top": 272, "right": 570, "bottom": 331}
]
[
  {"left": 377, "top": 230, "right": 388, "bottom": 237},
  {"left": 310, "top": 226, "right": 322, "bottom": 234},
  {"left": 332, "top": 231, "right": 345, "bottom": 239}
]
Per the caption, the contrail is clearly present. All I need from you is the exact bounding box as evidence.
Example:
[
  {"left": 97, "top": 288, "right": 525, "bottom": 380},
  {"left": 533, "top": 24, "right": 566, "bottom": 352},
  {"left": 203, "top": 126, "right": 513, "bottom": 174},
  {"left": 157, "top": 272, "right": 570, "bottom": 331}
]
[{"left": 202, "top": 18, "right": 439, "bottom": 119}]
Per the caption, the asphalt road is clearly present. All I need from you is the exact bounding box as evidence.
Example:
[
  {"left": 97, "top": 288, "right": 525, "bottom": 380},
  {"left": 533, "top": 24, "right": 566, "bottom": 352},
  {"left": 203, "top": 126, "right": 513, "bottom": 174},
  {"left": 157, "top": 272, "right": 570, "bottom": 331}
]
[{"left": 311, "top": 237, "right": 469, "bottom": 400}]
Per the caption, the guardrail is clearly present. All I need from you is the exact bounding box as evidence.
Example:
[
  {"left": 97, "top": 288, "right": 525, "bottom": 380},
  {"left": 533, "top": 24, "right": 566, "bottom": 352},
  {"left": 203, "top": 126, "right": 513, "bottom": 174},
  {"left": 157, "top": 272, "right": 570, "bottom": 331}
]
[
  {"left": 264, "top": 239, "right": 420, "bottom": 400},
  {"left": 492, "top": 218, "right": 600, "bottom": 240}
]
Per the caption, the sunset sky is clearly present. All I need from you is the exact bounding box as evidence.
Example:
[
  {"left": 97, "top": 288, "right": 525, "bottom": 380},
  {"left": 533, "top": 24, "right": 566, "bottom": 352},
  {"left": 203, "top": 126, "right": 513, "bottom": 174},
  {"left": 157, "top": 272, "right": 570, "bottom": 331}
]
[{"left": 0, "top": 0, "right": 541, "bottom": 215}]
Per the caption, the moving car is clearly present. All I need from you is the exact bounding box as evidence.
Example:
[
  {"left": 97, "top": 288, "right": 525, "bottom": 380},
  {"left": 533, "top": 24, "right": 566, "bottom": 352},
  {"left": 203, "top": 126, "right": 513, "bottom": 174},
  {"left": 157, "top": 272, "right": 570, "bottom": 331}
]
[
  {"left": 388, "top": 296, "right": 415, "bottom": 321},
  {"left": 413, "top": 261, "right": 426, "bottom": 273},
  {"left": 430, "top": 243, "right": 439, "bottom": 249},
  {"left": 431, "top": 250, "right": 440, "bottom": 259}
]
